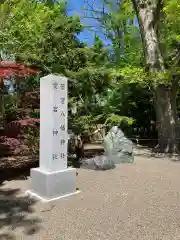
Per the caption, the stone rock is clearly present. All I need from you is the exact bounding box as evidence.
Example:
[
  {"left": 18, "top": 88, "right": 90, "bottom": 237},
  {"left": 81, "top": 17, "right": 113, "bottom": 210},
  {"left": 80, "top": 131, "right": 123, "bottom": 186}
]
[
  {"left": 81, "top": 155, "right": 115, "bottom": 170},
  {"left": 103, "top": 126, "right": 134, "bottom": 164}
]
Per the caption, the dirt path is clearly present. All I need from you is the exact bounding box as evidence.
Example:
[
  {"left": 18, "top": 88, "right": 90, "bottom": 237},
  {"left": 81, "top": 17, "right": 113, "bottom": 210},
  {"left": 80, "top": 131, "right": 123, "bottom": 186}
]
[{"left": 1, "top": 155, "right": 180, "bottom": 240}]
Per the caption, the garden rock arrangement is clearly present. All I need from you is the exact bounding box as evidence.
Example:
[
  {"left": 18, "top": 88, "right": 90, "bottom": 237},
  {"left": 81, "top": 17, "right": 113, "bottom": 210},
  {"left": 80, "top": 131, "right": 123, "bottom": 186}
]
[
  {"left": 81, "top": 126, "right": 134, "bottom": 170},
  {"left": 81, "top": 155, "right": 115, "bottom": 170},
  {"left": 104, "top": 126, "right": 134, "bottom": 164}
]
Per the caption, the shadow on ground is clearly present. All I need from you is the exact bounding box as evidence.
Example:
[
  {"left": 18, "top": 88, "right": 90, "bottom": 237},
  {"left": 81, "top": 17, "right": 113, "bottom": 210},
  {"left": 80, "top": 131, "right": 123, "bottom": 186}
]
[
  {"left": 133, "top": 145, "right": 180, "bottom": 161},
  {"left": 0, "top": 185, "right": 41, "bottom": 240}
]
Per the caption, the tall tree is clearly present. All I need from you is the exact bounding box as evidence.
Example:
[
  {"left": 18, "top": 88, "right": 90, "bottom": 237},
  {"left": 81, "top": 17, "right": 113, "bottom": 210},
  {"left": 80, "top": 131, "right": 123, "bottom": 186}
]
[
  {"left": 131, "top": 0, "right": 178, "bottom": 152},
  {"left": 85, "top": 0, "right": 179, "bottom": 152}
]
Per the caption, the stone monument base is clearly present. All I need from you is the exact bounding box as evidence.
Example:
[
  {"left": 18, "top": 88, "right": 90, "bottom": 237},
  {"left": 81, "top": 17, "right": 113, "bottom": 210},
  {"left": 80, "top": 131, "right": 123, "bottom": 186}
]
[{"left": 26, "top": 167, "right": 78, "bottom": 202}]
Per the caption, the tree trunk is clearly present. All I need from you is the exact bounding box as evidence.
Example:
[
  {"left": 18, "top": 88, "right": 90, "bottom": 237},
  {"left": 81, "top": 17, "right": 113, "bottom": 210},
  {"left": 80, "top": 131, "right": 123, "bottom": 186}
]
[
  {"left": 155, "top": 85, "right": 177, "bottom": 152},
  {"left": 132, "top": 0, "right": 178, "bottom": 152}
]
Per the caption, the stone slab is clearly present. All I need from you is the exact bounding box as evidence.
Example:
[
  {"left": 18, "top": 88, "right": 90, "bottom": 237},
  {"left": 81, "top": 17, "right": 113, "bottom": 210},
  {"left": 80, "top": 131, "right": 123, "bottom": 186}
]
[{"left": 40, "top": 74, "right": 68, "bottom": 171}]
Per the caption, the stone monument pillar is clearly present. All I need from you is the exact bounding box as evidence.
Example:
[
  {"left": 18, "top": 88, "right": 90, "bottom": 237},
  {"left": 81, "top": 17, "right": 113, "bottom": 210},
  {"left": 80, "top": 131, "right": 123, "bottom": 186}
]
[{"left": 26, "top": 74, "right": 77, "bottom": 202}]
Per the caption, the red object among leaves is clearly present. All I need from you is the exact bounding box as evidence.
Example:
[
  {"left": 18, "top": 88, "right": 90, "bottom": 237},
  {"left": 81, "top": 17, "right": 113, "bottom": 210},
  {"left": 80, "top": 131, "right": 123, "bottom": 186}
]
[
  {"left": 4, "top": 118, "right": 40, "bottom": 138},
  {"left": 0, "top": 118, "right": 40, "bottom": 157},
  {"left": 0, "top": 61, "right": 39, "bottom": 78}
]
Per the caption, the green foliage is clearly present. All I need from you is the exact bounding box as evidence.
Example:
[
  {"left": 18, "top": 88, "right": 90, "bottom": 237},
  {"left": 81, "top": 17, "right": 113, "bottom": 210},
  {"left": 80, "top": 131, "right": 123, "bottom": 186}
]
[
  {"left": 105, "top": 114, "right": 134, "bottom": 127},
  {"left": 111, "top": 66, "right": 148, "bottom": 85},
  {"left": 67, "top": 35, "right": 111, "bottom": 99},
  {"left": 163, "top": 0, "right": 180, "bottom": 43},
  {"left": 161, "top": 0, "right": 180, "bottom": 78},
  {"left": 23, "top": 125, "right": 39, "bottom": 155},
  {"left": 0, "top": 0, "right": 84, "bottom": 74},
  {"left": 30, "top": 109, "right": 40, "bottom": 119},
  {"left": 92, "top": 0, "right": 143, "bottom": 67},
  {"left": 3, "top": 95, "right": 20, "bottom": 122},
  {"left": 70, "top": 115, "right": 96, "bottom": 135}
]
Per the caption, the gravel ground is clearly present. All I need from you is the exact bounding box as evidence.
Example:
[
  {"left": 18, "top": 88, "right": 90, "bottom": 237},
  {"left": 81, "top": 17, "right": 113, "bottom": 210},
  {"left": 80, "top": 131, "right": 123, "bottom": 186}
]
[{"left": 1, "top": 155, "right": 180, "bottom": 240}]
